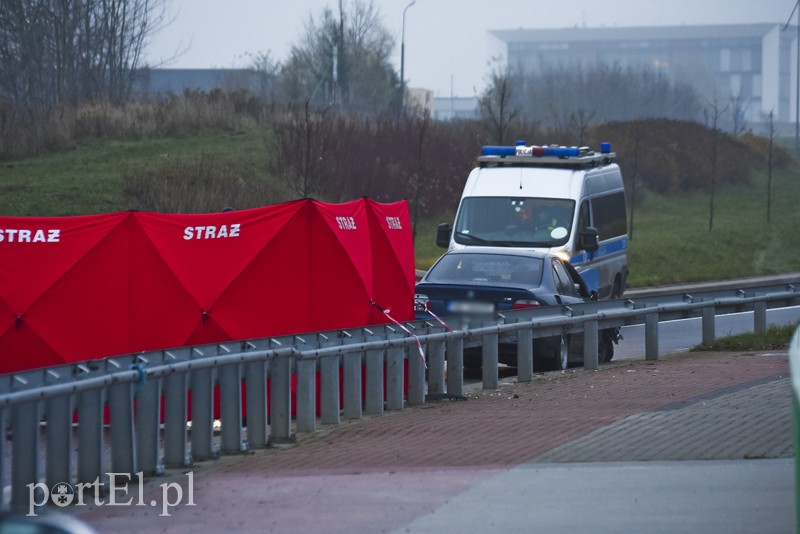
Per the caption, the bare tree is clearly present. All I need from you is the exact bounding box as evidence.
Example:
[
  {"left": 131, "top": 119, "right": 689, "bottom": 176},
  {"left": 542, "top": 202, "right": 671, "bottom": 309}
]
[
  {"left": 704, "top": 99, "right": 728, "bottom": 231},
  {"left": 269, "top": 100, "right": 335, "bottom": 199},
  {"left": 0, "top": 0, "right": 168, "bottom": 111},
  {"left": 765, "top": 109, "right": 775, "bottom": 223},
  {"left": 407, "top": 110, "right": 431, "bottom": 240},
  {"left": 512, "top": 63, "right": 702, "bottom": 127},
  {"left": 480, "top": 62, "right": 520, "bottom": 145},
  {"left": 246, "top": 50, "right": 282, "bottom": 107},
  {"left": 282, "top": 0, "right": 398, "bottom": 115},
  {"left": 568, "top": 108, "right": 596, "bottom": 146},
  {"left": 627, "top": 123, "right": 642, "bottom": 240},
  {"left": 730, "top": 94, "right": 748, "bottom": 136}
]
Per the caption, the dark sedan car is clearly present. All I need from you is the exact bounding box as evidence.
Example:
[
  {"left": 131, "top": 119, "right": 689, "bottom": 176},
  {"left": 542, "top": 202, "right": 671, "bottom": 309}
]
[{"left": 414, "top": 247, "right": 618, "bottom": 370}]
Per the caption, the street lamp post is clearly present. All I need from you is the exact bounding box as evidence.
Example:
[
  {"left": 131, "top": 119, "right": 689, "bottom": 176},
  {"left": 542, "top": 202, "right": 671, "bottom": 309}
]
[
  {"left": 400, "top": 0, "right": 416, "bottom": 114},
  {"left": 784, "top": 1, "right": 800, "bottom": 153}
]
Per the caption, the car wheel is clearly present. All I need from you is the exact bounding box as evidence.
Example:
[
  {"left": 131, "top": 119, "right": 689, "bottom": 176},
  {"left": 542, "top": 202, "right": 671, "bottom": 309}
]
[
  {"left": 552, "top": 333, "right": 569, "bottom": 371},
  {"left": 599, "top": 332, "right": 615, "bottom": 363}
]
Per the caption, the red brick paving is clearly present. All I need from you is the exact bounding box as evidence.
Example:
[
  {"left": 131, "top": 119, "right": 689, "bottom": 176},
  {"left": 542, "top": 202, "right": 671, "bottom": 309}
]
[
  {"left": 219, "top": 351, "right": 788, "bottom": 474},
  {"left": 80, "top": 351, "right": 789, "bottom": 532}
]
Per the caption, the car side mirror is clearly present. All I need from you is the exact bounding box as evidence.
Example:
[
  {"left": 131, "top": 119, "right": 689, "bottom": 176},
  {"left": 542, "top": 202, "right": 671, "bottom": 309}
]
[
  {"left": 579, "top": 227, "right": 599, "bottom": 253},
  {"left": 436, "top": 222, "right": 451, "bottom": 249}
]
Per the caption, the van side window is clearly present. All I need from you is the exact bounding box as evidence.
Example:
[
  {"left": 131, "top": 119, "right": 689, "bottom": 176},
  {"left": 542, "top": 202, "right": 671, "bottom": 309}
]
[
  {"left": 575, "top": 200, "right": 591, "bottom": 251},
  {"left": 592, "top": 192, "right": 627, "bottom": 240}
]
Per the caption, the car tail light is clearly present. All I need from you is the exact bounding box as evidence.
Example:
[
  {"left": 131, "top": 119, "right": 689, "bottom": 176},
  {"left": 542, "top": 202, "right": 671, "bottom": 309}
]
[
  {"left": 512, "top": 299, "right": 541, "bottom": 309},
  {"left": 414, "top": 293, "right": 430, "bottom": 312}
]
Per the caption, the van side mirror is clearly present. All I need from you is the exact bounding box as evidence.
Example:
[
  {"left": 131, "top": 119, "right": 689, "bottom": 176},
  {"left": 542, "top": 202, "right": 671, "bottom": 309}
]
[
  {"left": 436, "top": 222, "right": 451, "bottom": 248},
  {"left": 579, "top": 227, "right": 599, "bottom": 253}
]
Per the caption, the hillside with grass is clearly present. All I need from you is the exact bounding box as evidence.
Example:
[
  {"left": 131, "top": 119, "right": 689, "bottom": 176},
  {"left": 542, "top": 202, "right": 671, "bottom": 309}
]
[{"left": 0, "top": 98, "right": 798, "bottom": 288}]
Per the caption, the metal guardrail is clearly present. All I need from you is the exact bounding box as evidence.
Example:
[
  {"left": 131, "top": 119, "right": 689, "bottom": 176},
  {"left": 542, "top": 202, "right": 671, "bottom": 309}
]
[{"left": 1, "top": 281, "right": 799, "bottom": 513}]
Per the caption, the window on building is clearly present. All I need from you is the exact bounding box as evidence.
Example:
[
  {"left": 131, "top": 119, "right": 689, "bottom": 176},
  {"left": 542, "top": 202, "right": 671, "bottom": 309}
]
[
  {"left": 752, "top": 74, "right": 762, "bottom": 98},
  {"left": 742, "top": 48, "right": 752, "bottom": 72},
  {"left": 720, "top": 48, "right": 731, "bottom": 72},
  {"left": 730, "top": 74, "right": 741, "bottom": 97}
]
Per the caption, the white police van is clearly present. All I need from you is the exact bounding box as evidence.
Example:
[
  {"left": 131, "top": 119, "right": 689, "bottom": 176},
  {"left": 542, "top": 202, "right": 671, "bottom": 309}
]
[{"left": 437, "top": 142, "right": 628, "bottom": 298}]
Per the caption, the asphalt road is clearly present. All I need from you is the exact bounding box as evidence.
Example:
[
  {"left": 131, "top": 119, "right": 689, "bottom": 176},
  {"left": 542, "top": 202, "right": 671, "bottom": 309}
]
[{"left": 614, "top": 305, "right": 800, "bottom": 360}]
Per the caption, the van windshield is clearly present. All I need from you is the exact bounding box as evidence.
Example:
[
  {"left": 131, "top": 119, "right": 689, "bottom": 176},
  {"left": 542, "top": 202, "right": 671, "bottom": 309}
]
[{"left": 453, "top": 197, "right": 575, "bottom": 247}]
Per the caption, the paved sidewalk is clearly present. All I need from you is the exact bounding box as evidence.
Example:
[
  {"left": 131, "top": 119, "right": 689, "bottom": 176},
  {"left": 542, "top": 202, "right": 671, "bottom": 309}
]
[{"left": 80, "top": 350, "right": 794, "bottom": 533}]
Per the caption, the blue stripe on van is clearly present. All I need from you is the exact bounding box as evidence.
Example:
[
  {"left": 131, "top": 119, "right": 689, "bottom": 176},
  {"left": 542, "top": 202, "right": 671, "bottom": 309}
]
[
  {"left": 579, "top": 268, "right": 600, "bottom": 293},
  {"left": 569, "top": 236, "right": 627, "bottom": 265}
]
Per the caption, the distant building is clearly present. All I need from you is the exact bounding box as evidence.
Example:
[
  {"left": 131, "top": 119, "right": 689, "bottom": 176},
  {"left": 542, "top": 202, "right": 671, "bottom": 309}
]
[
  {"left": 433, "top": 96, "right": 479, "bottom": 121},
  {"left": 134, "top": 68, "right": 259, "bottom": 96},
  {"left": 490, "top": 23, "right": 798, "bottom": 127},
  {"left": 407, "top": 87, "right": 434, "bottom": 116}
]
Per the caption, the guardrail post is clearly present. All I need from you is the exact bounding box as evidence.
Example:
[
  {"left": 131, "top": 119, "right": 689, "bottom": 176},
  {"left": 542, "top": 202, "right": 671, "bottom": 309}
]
[
  {"left": 135, "top": 376, "right": 162, "bottom": 475},
  {"left": 386, "top": 344, "right": 405, "bottom": 411},
  {"left": 244, "top": 359, "right": 268, "bottom": 448},
  {"left": 320, "top": 353, "right": 341, "bottom": 425},
  {"left": 219, "top": 361, "right": 243, "bottom": 453},
  {"left": 702, "top": 303, "right": 716, "bottom": 345},
  {"left": 407, "top": 342, "right": 426, "bottom": 406},
  {"left": 0, "top": 409, "right": 5, "bottom": 509},
  {"left": 190, "top": 366, "right": 214, "bottom": 462},
  {"left": 482, "top": 332, "right": 499, "bottom": 390},
  {"left": 295, "top": 357, "right": 317, "bottom": 433},
  {"left": 108, "top": 382, "right": 137, "bottom": 474},
  {"left": 365, "top": 345, "right": 384, "bottom": 415},
  {"left": 163, "top": 371, "right": 189, "bottom": 467},
  {"left": 754, "top": 295, "right": 767, "bottom": 334},
  {"left": 517, "top": 320, "right": 533, "bottom": 383},
  {"left": 45, "top": 395, "right": 72, "bottom": 490},
  {"left": 11, "top": 401, "right": 39, "bottom": 511},
  {"left": 583, "top": 318, "right": 599, "bottom": 371},
  {"left": 188, "top": 345, "right": 215, "bottom": 461},
  {"left": 77, "top": 389, "right": 104, "bottom": 484},
  {"left": 645, "top": 311, "right": 659, "bottom": 361},
  {"left": 269, "top": 355, "right": 293, "bottom": 441},
  {"left": 343, "top": 346, "right": 363, "bottom": 419},
  {"left": 446, "top": 336, "right": 464, "bottom": 397},
  {"left": 427, "top": 336, "right": 446, "bottom": 395}
]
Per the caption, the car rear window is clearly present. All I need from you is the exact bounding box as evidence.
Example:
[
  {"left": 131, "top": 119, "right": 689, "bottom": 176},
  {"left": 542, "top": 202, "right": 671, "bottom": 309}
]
[{"left": 426, "top": 254, "right": 544, "bottom": 287}]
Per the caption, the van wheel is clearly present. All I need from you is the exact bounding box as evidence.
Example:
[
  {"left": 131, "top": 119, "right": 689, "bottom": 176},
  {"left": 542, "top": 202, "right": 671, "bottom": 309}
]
[{"left": 552, "top": 334, "right": 569, "bottom": 371}]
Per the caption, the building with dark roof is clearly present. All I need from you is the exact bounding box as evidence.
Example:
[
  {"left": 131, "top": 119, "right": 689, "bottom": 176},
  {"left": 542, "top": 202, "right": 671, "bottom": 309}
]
[
  {"left": 133, "top": 68, "right": 260, "bottom": 96},
  {"left": 490, "top": 23, "right": 798, "bottom": 127}
]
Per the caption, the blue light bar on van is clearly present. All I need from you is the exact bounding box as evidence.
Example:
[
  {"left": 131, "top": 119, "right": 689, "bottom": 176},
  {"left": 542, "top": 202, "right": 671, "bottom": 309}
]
[
  {"left": 481, "top": 146, "right": 517, "bottom": 156},
  {"left": 532, "top": 146, "right": 580, "bottom": 157},
  {"left": 480, "top": 143, "right": 612, "bottom": 158}
]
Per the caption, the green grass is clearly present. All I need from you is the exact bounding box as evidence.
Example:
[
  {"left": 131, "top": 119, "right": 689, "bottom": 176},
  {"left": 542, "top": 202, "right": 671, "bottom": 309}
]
[
  {"left": 691, "top": 322, "right": 799, "bottom": 351},
  {"left": 1, "top": 131, "right": 799, "bottom": 288},
  {"left": 412, "top": 215, "right": 454, "bottom": 270},
  {"left": 626, "top": 166, "right": 800, "bottom": 286},
  {"left": 0, "top": 130, "right": 270, "bottom": 216}
]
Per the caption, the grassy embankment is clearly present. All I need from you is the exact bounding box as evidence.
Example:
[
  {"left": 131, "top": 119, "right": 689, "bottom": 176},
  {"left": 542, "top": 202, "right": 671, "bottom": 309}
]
[
  {"left": 1, "top": 132, "right": 799, "bottom": 288},
  {"left": 0, "top": 130, "right": 269, "bottom": 216},
  {"left": 692, "top": 322, "right": 799, "bottom": 351}
]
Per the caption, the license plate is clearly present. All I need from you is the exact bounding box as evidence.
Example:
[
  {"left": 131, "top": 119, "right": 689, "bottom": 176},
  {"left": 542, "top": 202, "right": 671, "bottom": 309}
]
[{"left": 448, "top": 301, "right": 495, "bottom": 314}]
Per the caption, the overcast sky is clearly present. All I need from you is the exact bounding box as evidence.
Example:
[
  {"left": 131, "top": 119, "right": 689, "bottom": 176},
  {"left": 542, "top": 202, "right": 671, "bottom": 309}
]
[{"left": 145, "top": 0, "right": 796, "bottom": 97}]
